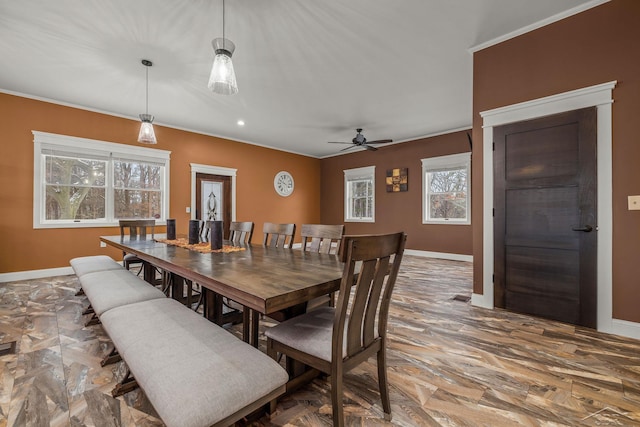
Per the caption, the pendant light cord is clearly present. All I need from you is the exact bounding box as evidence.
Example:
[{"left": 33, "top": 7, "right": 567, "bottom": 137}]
[
  {"left": 145, "top": 65, "right": 149, "bottom": 115},
  {"left": 222, "top": 0, "right": 226, "bottom": 50}
]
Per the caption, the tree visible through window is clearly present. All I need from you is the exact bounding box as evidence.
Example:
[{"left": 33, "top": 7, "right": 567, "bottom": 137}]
[
  {"left": 422, "top": 153, "right": 470, "bottom": 224},
  {"left": 34, "top": 131, "right": 170, "bottom": 228},
  {"left": 113, "top": 160, "right": 163, "bottom": 219},
  {"left": 45, "top": 155, "right": 106, "bottom": 220}
]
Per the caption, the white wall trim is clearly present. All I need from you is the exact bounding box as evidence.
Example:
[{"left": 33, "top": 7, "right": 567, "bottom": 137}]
[
  {"left": 0, "top": 267, "right": 74, "bottom": 283},
  {"left": 190, "top": 164, "right": 237, "bottom": 222},
  {"left": 478, "top": 81, "right": 629, "bottom": 336},
  {"left": 611, "top": 319, "right": 640, "bottom": 341},
  {"left": 404, "top": 249, "right": 473, "bottom": 263},
  {"left": 469, "top": 0, "right": 610, "bottom": 53}
]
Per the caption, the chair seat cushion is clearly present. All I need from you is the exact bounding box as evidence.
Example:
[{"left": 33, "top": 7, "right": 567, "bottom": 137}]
[
  {"left": 70, "top": 255, "right": 123, "bottom": 277},
  {"left": 101, "top": 298, "right": 289, "bottom": 427},
  {"left": 80, "top": 270, "right": 166, "bottom": 316},
  {"left": 265, "top": 306, "right": 345, "bottom": 362}
]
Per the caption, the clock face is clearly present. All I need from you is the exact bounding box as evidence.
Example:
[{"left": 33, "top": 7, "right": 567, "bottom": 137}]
[{"left": 274, "top": 171, "right": 294, "bottom": 197}]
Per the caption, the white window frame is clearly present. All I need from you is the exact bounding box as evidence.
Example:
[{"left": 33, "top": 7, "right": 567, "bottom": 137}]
[
  {"left": 422, "top": 152, "right": 471, "bottom": 225},
  {"left": 344, "top": 166, "right": 375, "bottom": 223},
  {"left": 33, "top": 131, "right": 171, "bottom": 229}
]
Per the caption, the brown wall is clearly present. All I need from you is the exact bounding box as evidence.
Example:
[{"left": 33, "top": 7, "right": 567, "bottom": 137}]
[
  {"left": 0, "top": 93, "right": 321, "bottom": 273},
  {"left": 320, "top": 130, "right": 473, "bottom": 255},
  {"left": 472, "top": 0, "right": 640, "bottom": 322}
]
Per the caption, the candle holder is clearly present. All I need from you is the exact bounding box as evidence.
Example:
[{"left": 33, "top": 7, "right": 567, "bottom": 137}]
[
  {"left": 166, "top": 219, "right": 176, "bottom": 240},
  {"left": 188, "top": 220, "right": 200, "bottom": 244},
  {"left": 210, "top": 221, "right": 223, "bottom": 250}
]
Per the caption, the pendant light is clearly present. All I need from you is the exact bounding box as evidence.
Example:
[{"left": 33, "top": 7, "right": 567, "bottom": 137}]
[
  {"left": 138, "top": 59, "right": 157, "bottom": 144},
  {"left": 208, "top": 0, "right": 238, "bottom": 95}
]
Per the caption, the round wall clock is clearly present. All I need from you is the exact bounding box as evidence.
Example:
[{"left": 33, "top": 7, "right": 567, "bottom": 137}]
[{"left": 274, "top": 171, "right": 294, "bottom": 197}]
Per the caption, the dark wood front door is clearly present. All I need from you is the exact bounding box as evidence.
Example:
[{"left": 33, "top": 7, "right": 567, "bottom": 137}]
[
  {"left": 195, "top": 173, "right": 232, "bottom": 239},
  {"left": 494, "top": 108, "right": 597, "bottom": 328}
]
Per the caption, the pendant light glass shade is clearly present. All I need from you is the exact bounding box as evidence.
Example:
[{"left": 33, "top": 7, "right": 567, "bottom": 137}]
[
  {"left": 138, "top": 113, "right": 157, "bottom": 144},
  {"left": 208, "top": 38, "right": 238, "bottom": 95},
  {"left": 138, "top": 59, "right": 157, "bottom": 144}
]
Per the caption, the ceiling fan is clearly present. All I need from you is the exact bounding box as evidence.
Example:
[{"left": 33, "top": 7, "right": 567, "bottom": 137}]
[{"left": 328, "top": 128, "right": 393, "bottom": 152}]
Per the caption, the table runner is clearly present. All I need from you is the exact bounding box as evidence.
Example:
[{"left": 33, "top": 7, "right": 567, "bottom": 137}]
[{"left": 155, "top": 238, "right": 246, "bottom": 254}]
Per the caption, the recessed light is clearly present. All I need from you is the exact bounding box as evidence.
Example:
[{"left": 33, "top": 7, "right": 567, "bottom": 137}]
[{"left": 237, "top": 120, "right": 245, "bottom": 126}]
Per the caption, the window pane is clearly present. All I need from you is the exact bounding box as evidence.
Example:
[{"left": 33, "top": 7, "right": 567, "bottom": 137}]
[
  {"left": 114, "top": 161, "right": 161, "bottom": 190},
  {"left": 44, "top": 155, "right": 106, "bottom": 220},
  {"left": 114, "top": 189, "right": 162, "bottom": 219},
  {"left": 45, "top": 186, "right": 106, "bottom": 220},
  {"left": 429, "top": 168, "right": 466, "bottom": 194},
  {"left": 45, "top": 155, "right": 105, "bottom": 186},
  {"left": 429, "top": 193, "right": 467, "bottom": 219},
  {"left": 352, "top": 180, "right": 369, "bottom": 198}
]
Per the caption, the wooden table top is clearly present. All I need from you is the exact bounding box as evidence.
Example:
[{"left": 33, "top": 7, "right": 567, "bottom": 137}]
[{"left": 100, "top": 234, "right": 344, "bottom": 315}]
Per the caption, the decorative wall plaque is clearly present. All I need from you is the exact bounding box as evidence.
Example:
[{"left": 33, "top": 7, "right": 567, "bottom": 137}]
[{"left": 386, "top": 167, "right": 408, "bottom": 192}]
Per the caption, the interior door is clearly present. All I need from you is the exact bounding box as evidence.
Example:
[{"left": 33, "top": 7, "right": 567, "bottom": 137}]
[
  {"left": 195, "top": 173, "right": 232, "bottom": 239},
  {"left": 493, "top": 108, "right": 597, "bottom": 328}
]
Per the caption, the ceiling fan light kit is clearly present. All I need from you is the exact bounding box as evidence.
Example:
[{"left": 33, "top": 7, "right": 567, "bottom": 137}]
[{"left": 328, "top": 128, "right": 393, "bottom": 152}]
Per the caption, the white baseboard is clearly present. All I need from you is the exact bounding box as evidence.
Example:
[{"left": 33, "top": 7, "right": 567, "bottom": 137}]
[
  {"left": 0, "top": 266, "right": 75, "bottom": 283},
  {"left": 404, "top": 249, "right": 473, "bottom": 263},
  {"left": 471, "top": 293, "right": 493, "bottom": 309},
  {"left": 603, "top": 318, "right": 640, "bottom": 340}
]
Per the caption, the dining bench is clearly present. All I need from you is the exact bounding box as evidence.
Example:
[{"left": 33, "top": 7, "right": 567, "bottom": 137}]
[
  {"left": 70, "top": 255, "right": 289, "bottom": 427},
  {"left": 70, "top": 255, "right": 166, "bottom": 327},
  {"left": 101, "top": 297, "right": 289, "bottom": 427}
]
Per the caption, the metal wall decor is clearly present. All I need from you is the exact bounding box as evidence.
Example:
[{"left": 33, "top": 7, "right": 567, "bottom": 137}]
[{"left": 386, "top": 167, "right": 408, "bottom": 192}]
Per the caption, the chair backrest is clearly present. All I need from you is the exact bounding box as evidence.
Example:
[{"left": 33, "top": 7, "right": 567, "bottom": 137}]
[
  {"left": 119, "top": 219, "right": 156, "bottom": 240},
  {"left": 262, "top": 222, "right": 296, "bottom": 248},
  {"left": 301, "top": 224, "right": 344, "bottom": 254},
  {"left": 334, "top": 232, "right": 406, "bottom": 362},
  {"left": 229, "top": 221, "right": 254, "bottom": 244}
]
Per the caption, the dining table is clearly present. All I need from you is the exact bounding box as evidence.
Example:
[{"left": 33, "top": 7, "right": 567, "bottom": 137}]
[{"left": 99, "top": 234, "right": 345, "bottom": 347}]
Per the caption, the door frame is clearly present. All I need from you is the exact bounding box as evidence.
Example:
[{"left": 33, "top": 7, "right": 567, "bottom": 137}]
[
  {"left": 190, "top": 163, "right": 237, "bottom": 222},
  {"left": 477, "top": 81, "right": 617, "bottom": 334}
]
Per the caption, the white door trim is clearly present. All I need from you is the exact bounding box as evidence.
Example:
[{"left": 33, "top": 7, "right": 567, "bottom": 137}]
[
  {"left": 190, "top": 163, "right": 237, "bottom": 222},
  {"left": 475, "top": 81, "right": 633, "bottom": 338}
]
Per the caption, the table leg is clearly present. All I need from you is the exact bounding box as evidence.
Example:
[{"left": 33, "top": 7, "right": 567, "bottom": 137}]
[
  {"left": 242, "top": 308, "right": 260, "bottom": 348},
  {"left": 142, "top": 261, "right": 156, "bottom": 284}
]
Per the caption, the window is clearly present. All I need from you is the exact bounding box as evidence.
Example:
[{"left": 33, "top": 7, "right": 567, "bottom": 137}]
[
  {"left": 422, "top": 153, "right": 470, "bottom": 224},
  {"left": 344, "top": 166, "right": 375, "bottom": 222},
  {"left": 33, "top": 131, "right": 171, "bottom": 228}
]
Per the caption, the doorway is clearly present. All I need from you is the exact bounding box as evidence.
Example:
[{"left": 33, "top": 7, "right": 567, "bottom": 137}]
[
  {"left": 493, "top": 108, "right": 597, "bottom": 328},
  {"left": 195, "top": 173, "right": 232, "bottom": 239},
  {"left": 190, "top": 164, "right": 237, "bottom": 241}
]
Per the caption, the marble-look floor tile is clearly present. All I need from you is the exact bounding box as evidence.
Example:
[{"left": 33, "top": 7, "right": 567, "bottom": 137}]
[{"left": 1, "top": 259, "right": 640, "bottom": 426}]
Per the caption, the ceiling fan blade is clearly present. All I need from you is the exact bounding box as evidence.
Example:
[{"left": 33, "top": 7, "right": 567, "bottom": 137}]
[
  {"left": 340, "top": 145, "right": 358, "bottom": 152},
  {"left": 367, "top": 139, "right": 393, "bottom": 144},
  {"left": 328, "top": 141, "right": 352, "bottom": 144},
  {"left": 363, "top": 145, "right": 378, "bottom": 151}
]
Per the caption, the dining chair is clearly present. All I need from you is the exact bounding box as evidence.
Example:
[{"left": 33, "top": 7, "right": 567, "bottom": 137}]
[
  {"left": 262, "top": 222, "right": 296, "bottom": 248},
  {"left": 300, "top": 224, "right": 344, "bottom": 311},
  {"left": 265, "top": 232, "right": 406, "bottom": 426},
  {"left": 118, "top": 219, "right": 155, "bottom": 273},
  {"left": 229, "top": 221, "right": 254, "bottom": 244}
]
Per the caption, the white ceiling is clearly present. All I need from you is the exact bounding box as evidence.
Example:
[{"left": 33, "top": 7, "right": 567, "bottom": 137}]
[{"left": 0, "top": 0, "right": 598, "bottom": 158}]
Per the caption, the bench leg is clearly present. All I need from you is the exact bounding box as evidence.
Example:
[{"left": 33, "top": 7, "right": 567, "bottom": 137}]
[
  {"left": 101, "top": 347, "right": 122, "bottom": 367},
  {"left": 112, "top": 369, "right": 138, "bottom": 397}
]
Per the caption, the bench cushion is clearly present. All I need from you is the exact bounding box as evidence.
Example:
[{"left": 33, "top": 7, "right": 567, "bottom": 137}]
[
  {"left": 70, "top": 255, "right": 123, "bottom": 277},
  {"left": 80, "top": 270, "right": 166, "bottom": 316},
  {"left": 101, "top": 298, "right": 289, "bottom": 427}
]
